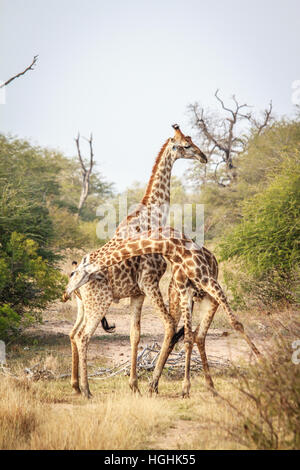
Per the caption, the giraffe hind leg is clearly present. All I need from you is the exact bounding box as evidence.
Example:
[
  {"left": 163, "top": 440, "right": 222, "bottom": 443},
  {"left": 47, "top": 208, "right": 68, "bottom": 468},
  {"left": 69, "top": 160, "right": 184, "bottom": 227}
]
[
  {"left": 194, "top": 294, "right": 219, "bottom": 391},
  {"left": 211, "top": 281, "right": 261, "bottom": 357},
  {"left": 195, "top": 277, "right": 261, "bottom": 358}
]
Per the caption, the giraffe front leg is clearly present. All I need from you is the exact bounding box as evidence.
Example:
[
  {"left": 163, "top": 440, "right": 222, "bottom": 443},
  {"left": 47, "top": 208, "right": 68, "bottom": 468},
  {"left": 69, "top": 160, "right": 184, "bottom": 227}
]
[
  {"left": 129, "top": 295, "right": 144, "bottom": 394},
  {"left": 69, "top": 296, "right": 85, "bottom": 395},
  {"left": 75, "top": 299, "right": 112, "bottom": 398},
  {"left": 148, "top": 294, "right": 175, "bottom": 395},
  {"left": 75, "top": 323, "right": 93, "bottom": 399},
  {"left": 149, "top": 276, "right": 182, "bottom": 393},
  {"left": 70, "top": 337, "right": 81, "bottom": 394},
  {"left": 149, "top": 318, "right": 175, "bottom": 395},
  {"left": 138, "top": 276, "right": 175, "bottom": 396}
]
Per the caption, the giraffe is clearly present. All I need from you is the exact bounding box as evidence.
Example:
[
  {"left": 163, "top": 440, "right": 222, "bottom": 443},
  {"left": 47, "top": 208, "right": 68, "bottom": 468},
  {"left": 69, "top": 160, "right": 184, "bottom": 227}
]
[
  {"left": 68, "top": 125, "right": 208, "bottom": 397},
  {"left": 63, "top": 227, "right": 261, "bottom": 398}
]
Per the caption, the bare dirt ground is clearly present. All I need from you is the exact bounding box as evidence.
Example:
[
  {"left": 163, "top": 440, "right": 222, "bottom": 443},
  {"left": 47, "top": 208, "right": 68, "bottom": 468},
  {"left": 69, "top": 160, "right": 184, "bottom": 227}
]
[{"left": 24, "top": 296, "right": 265, "bottom": 369}]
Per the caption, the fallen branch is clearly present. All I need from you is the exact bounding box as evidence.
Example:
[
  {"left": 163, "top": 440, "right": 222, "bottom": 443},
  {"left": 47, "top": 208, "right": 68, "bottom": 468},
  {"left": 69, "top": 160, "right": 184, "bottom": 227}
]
[{"left": 0, "top": 341, "right": 233, "bottom": 382}]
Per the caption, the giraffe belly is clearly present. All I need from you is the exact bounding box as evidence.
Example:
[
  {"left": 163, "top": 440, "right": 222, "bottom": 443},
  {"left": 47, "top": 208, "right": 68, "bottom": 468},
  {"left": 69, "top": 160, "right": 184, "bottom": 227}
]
[
  {"left": 107, "top": 257, "right": 143, "bottom": 299},
  {"left": 79, "top": 254, "right": 167, "bottom": 303}
]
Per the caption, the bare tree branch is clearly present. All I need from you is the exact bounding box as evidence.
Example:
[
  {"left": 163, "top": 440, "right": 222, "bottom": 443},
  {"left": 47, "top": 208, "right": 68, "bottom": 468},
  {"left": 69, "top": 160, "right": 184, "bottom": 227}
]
[
  {"left": 0, "top": 55, "right": 38, "bottom": 88},
  {"left": 189, "top": 90, "right": 273, "bottom": 186},
  {"left": 250, "top": 101, "right": 273, "bottom": 135},
  {"left": 192, "top": 104, "right": 227, "bottom": 154},
  {"left": 75, "top": 133, "right": 95, "bottom": 218}
]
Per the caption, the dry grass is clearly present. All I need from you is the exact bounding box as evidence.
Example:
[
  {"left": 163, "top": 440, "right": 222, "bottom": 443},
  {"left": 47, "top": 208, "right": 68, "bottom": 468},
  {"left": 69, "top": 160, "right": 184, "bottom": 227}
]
[
  {"left": 0, "top": 377, "right": 40, "bottom": 449},
  {"left": 0, "top": 371, "right": 251, "bottom": 450},
  {"left": 1, "top": 328, "right": 299, "bottom": 450},
  {"left": 31, "top": 393, "right": 173, "bottom": 450},
  {"left": 0, "top": 375, "right": 173, "bottom": 450}
]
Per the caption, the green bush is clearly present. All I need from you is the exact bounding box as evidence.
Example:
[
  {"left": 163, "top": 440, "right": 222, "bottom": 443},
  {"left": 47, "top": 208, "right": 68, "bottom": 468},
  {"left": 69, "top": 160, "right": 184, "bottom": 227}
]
[
  {"left": 219, "top": 153, "right": 300, "bottom": 304},
  {"left": 0, "top": 305, "right": 21, "bottom": 339},
  {"left": 0, "top": 232, "right": 67, "bottom": 340},
  {"left": 186, "top": 118, "right": 300, "bottom": 241}
]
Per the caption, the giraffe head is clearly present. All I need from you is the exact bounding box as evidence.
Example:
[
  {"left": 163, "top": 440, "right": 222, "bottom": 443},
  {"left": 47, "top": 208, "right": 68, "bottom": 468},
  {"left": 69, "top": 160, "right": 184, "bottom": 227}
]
[
  {"left": 62, "top": 255, "right": 99, "bottom": 301},
  {"left": 170, "top": 124, "right": 207, "bottom": 163}
]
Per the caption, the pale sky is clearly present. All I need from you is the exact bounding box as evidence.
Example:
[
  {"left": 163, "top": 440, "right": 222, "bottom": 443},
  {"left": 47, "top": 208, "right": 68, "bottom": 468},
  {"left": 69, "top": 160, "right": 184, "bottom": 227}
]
[{"left": 1, "top": 0, "right": 299, "bottom": 192}]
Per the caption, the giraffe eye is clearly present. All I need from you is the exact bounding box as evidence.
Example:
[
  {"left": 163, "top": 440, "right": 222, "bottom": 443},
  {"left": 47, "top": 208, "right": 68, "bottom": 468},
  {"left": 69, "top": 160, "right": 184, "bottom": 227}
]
[{"left": 184, "top": 144, "right": 191, "bottom": 149}]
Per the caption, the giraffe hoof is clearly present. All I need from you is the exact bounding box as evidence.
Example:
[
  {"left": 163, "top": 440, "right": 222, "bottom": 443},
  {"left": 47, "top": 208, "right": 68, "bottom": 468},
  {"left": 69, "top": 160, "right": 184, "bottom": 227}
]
[
  {"left": 129, "top": 382, "right": 141, "bottom": 395},
  {"left": 148, "top": 383, "right": 159, "bottom": 397},
  {"left": 205, "top": 378, "right": 215, "bottom": 389},
  {"left": 209, "top": 387, "right": 217, "bottom": 397},
  {"left": 82, "top": 389, "right": 93, "bottom": 399},
  {"left": 181, "top": 380, "right": 191, "bottom": 398}
]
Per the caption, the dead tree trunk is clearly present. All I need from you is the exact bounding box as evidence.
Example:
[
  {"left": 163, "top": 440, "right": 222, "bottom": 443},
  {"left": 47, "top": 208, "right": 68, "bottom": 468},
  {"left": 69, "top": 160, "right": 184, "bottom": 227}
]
[{"left": 75, "top": 133, "right": 94, "bottom": 219}]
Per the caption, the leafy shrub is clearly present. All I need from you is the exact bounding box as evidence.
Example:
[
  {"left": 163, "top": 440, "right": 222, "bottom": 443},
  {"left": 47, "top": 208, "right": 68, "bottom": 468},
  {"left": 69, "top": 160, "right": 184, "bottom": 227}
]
[
  {"left": 0, "top": 133, "right": 113, "bottom": 338},
  {"left": 0, "top": 232, "right": 67, "bottom": 340},
  {"left": 0, "top": 305, "right": 21, "bottom": 339},
  {"left": 220, "top": 153, "right": 300, "bottom": 304}
]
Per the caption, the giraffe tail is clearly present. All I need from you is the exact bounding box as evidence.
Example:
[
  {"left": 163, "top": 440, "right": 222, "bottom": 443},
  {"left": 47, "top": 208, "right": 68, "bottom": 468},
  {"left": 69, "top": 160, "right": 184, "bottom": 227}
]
[
  {"left": 194, "top": 278, "right": 261, "bottom": 357},
  {"left": 101, "top": 317, "right": 116, "bottom": 333},
  {"left": 170, "top": 326, "right": 184, "bottom": 347}
]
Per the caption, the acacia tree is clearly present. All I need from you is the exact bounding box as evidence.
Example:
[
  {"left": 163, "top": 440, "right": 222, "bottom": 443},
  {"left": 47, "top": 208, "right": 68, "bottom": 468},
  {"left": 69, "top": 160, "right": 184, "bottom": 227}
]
[{"left": 188, "top": 90, "right": 273, "bottom": 186}]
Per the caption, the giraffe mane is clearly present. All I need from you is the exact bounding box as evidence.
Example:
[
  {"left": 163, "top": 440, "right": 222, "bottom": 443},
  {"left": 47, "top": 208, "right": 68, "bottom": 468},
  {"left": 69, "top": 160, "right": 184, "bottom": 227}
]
[
  {"left": 116, "top": 139, "right": 171, "bottom": 230},
  {"left": 141, "top": 139, "right": 170, "bottom": 205}
]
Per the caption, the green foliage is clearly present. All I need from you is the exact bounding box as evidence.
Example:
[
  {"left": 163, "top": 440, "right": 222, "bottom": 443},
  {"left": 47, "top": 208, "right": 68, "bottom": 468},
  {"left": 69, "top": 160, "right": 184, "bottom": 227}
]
[
  {"left": 0, "top": 232, "right": 67, "bottom": 340},
  {"left": 181, "top": 118, "right": 300, "bottom": 304},
  {"left": 0, "top": 134, "right": 113, "bottom": 249},
  {"left": 0, "top": 134, "right": 113, "bottom": 338},
  {"left": 0, "top": 304, "right": 21, "bottom": 339},
  {"left": 219, "top": 152, "right": 300, "bottom": 302},
  {"left": 186, "top": 118, "right": 300, "bottom": 241}
]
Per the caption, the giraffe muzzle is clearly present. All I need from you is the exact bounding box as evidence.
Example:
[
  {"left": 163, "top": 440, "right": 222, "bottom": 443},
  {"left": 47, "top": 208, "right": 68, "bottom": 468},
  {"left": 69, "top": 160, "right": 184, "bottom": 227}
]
[{"left": 62, "top": 292, "right": 70, "bottom": 302}]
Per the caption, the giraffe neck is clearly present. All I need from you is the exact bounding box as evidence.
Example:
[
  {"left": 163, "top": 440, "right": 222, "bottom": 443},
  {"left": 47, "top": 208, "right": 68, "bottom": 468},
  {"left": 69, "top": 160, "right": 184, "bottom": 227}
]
[
  {"left": 141, "top": 139, "right": 174, "bottom": 208},
  {"left": 115, "top": 140, "right": 176, "bottom": 237},
  {"left": 91, "top": 228, "right": 195, "bottom": 268}
]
